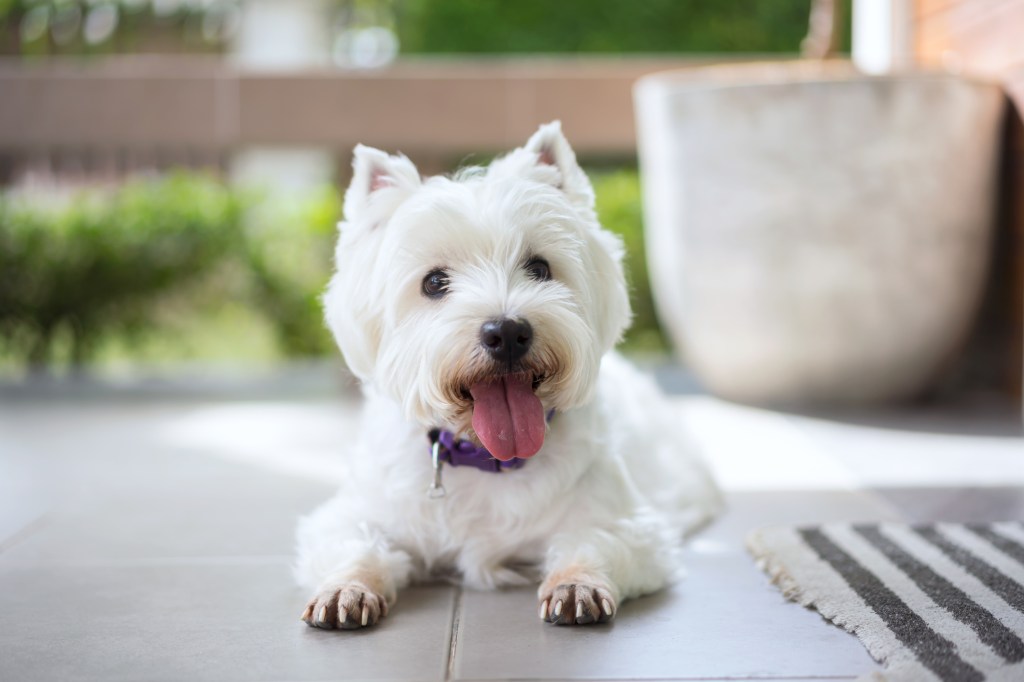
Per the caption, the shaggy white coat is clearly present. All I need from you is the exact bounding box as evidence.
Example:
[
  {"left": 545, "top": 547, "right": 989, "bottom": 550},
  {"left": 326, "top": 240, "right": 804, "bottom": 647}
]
[{"left": 296, "top": 122, "right": 720, "bottom": 628}]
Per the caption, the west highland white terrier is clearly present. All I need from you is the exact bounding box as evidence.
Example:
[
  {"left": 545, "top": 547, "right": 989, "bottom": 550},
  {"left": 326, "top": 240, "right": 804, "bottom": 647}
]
[{"left": 296, "top": 122, "right": 720, "bottom": 629}]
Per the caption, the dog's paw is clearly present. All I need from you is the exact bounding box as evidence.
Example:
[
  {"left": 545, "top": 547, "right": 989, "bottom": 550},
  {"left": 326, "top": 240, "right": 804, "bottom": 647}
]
[
  {"left": 300, "top": 585, "right": 388, "bottom": 630},
  {"left": 538, "top": 583, "right": 616, "bottom": 626}
]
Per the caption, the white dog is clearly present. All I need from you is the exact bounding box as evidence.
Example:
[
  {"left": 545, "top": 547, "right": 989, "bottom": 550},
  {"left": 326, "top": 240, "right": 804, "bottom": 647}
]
[{"left": 296, "top": 122, "right": 720, "bottom": 629}]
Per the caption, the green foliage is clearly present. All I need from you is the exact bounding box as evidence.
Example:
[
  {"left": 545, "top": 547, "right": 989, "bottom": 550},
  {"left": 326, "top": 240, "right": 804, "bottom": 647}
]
[
  {"left": 0, "top": 174, "right": 244, "bottom": 369},
  {"left": 3, "top": 0, "right": 847, "bottom": 59},
  {"left": 590, "top": 169, "right": 666, "bottom": 352},
  {"left": 397, "top": 0, "right": 813, "bottom": 54},
  {"left": 240, "top": 187, "right": 339, "bottom": 358},
  {"left": 0, "top": 167, "right": 664, "bottom": 371}
]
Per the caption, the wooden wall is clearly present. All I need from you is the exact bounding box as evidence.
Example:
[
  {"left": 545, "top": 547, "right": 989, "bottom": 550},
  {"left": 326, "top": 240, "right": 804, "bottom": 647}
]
[
  {"left": 914, "top": 0, "right": 1024, "bottom": 401},
  {"left": 0, "top": 57, "right": 715, "bottom": 160}
]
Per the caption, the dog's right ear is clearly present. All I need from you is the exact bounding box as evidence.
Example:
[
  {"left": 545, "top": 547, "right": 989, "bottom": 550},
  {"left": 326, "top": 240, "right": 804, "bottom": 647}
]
[{"left": 342, "top": 144, "right": 421, "bottom": 228}]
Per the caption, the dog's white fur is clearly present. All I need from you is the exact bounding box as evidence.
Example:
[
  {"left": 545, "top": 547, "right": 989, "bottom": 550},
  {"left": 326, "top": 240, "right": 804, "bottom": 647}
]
[{"left": 296, "top": 122, "right": 720, "bottom": 628}]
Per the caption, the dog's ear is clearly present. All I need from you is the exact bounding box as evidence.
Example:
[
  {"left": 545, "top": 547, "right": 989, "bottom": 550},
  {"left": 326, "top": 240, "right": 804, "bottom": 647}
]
[
  {"left": 523, "top": 121, "right": 595, "bottom": 207},
  {"left": 343, "top": 144, "right": 421, "bottom": 228},
  {"left": 586, "top": 228, "right": 633, "bottom": 353}
]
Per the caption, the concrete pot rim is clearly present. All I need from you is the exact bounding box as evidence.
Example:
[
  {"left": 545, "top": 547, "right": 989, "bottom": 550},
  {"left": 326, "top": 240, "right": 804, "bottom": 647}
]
[{"left": 634, "top": 59, "right": 1000, "bottom": 95}]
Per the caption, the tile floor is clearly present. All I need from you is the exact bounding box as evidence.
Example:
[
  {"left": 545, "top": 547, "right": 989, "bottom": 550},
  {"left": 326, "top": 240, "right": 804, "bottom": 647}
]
[{"left": 0, "top": 368, "right": 1021, "bottom": 681}]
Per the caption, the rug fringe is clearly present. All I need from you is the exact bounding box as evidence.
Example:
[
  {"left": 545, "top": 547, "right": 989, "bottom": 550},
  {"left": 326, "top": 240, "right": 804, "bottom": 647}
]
[
  {"left": 746, "top": 528, "right": 814, "bottom": 604},
  {"left": 746, "top": 527, "right": 899, "bottom": 682}
]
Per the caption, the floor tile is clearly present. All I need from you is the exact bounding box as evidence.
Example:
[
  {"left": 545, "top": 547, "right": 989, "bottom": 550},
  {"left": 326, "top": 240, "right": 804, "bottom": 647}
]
[
  {"left": 0, "top": 402, "right": 339, "bottom": 563},
  {"left": 0, "top": 401, "right": 353, "bottom": 491},
  {"left": 452, "top": 489, "right": 894, "bottom": 680},
  {"left": 453, "top": 562, "right": 877, "bottom": 680},
  {"left": 699, "top": 489, "right": 902, "bottom": 546},
  {"left": 873, "top": 486, "right": 1024, "bottom": 523},
  {"left": 677, "top": 395, "right": 1024, "bottom": 493},
  {"left": 0, "top": 474, "right": 328, "bottom": 564},
  {"left": 2, "top": 391, "right": 1016, "bottom": 681},
  {"left": 452, "top": 675, "right": 851, "bottom": 679},
  {"left": 0, "top": 437, "right": 334, "bottom": 564},
  {"left": 0, "top": 454, "right": 52, "bottom": 549},
  {"left": 0, "top": 562, "right": 456, "bottom": 682},
  {"left": 784, "top": 411, "right": 1024, "bottom": 489}
]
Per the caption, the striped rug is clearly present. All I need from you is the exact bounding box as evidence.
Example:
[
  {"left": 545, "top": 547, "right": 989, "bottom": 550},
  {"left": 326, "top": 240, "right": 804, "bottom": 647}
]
[{"left": 747, "top": 522, "right": 1024, "bottom": 681}]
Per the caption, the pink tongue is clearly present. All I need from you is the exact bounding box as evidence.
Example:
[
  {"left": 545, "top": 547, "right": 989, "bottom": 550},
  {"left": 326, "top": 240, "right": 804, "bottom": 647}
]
[{"left": 469, "top": 375, "right": 545, "bottom": 461}]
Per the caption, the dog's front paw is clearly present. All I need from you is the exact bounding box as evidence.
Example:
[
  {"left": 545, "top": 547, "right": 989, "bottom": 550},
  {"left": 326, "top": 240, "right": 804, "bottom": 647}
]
[
  {"left": 300, "top": 585, "right": 388, "bottom": 630},
  {"left": 539, "top": 583, "right": 616, "bottom": 626}
]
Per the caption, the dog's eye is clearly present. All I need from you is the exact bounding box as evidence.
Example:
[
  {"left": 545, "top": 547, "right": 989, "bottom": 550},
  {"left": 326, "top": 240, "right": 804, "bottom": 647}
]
[
  {"left": 422, "top": 269, "right": 450, "bottom": 299},
  {"left": 525, "top": 257, "right": 551, "bottom": 282}
]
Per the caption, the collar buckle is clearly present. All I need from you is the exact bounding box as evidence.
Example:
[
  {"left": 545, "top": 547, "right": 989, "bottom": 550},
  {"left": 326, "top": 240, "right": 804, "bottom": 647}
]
[{"left": 427, "top": 437, "right": 446, "bottom": 499}]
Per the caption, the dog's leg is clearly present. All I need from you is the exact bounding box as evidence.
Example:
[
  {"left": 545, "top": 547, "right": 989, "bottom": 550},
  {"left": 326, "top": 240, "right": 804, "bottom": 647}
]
[
  {"left": 296, "top": 497, "right": 413, "bottom": 630},
  {"left": 538, "top": 515, "right": 681, "bottom": 626}
]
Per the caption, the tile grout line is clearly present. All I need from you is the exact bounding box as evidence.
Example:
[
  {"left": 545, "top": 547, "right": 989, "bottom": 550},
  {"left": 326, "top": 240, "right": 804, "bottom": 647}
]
[{"left": 445, "top": 586, "right": 463, "bottom": 681}]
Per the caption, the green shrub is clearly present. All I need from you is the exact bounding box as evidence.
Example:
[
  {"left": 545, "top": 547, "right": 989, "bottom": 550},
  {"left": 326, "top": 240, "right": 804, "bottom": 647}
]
[
  {"left": 240, "top": 187, "right": 339, "bottom": 357},
  {"left": 0, "top": 173, "right": 244, "bottom": 369},
  {"left": 0, "top": 167, "right": 664, "bottom": 372}
]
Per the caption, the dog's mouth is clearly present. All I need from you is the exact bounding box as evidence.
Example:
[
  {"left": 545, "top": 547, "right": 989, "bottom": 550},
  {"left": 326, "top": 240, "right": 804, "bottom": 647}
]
[{"left": 463, "top": 372, "right": 547, "bottom": 461}]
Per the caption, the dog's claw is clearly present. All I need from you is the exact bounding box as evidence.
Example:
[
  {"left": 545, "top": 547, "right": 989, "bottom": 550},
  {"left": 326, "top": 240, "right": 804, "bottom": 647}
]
[
  {"left": 539, "top": 582, "right": 616, "bottom": 626},
  {"left": 301, "top": 585, "right": 387, "bottom": 631}
]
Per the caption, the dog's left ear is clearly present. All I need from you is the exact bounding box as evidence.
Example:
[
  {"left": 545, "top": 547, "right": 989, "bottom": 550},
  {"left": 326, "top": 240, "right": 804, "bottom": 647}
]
[
  {"left": 523, "top": 121, "right": 596, "bottom": 207},
  {"left": 342, "top": 144, "right": 421, "bottom": 229}
]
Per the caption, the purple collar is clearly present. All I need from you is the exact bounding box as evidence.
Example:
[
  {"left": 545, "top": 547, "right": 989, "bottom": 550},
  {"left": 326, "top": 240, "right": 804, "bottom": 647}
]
[
  {"left": 428, "top": 409, "right": 556, "bottom": 473},
  {"left": 429, "top": 428, "right": 526, "bottom": 472}
]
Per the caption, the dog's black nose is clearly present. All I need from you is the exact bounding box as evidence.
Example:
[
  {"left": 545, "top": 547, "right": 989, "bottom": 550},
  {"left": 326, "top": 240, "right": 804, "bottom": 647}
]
[{"left": 480, "top": 318, "right": 533, "bottom": 365}]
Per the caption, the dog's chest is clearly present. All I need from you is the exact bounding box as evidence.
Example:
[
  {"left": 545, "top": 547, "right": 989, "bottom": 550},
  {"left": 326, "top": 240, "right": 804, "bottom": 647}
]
[{"left": 375, "top": 463, "right": 559, "bottom": 567}]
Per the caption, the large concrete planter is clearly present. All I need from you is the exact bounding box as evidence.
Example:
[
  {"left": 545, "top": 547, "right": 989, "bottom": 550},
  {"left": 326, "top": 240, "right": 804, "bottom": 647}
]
[{"left": 634, "top": 63, "right": 1005, "bottom": 405}]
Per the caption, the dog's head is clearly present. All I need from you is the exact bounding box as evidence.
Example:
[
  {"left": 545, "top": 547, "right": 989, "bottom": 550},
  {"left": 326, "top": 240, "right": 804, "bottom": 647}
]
[{"left": 324, "top": 122, "right": 631, "bottom": 459}]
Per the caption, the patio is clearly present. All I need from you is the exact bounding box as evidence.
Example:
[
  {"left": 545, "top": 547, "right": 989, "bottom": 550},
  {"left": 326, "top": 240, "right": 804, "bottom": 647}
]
[
  {"left": 2, "top": 1, "right": 1024, "bottom": 679},
  {"left": 1, "top": 366, "right": 1021, "bottom": 681}
]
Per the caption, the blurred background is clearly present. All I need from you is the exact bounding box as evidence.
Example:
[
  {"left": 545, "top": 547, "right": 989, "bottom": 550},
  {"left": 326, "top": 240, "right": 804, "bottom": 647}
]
[{"left": 0, "top": 0, "right": 1020, "bottom": 413}]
